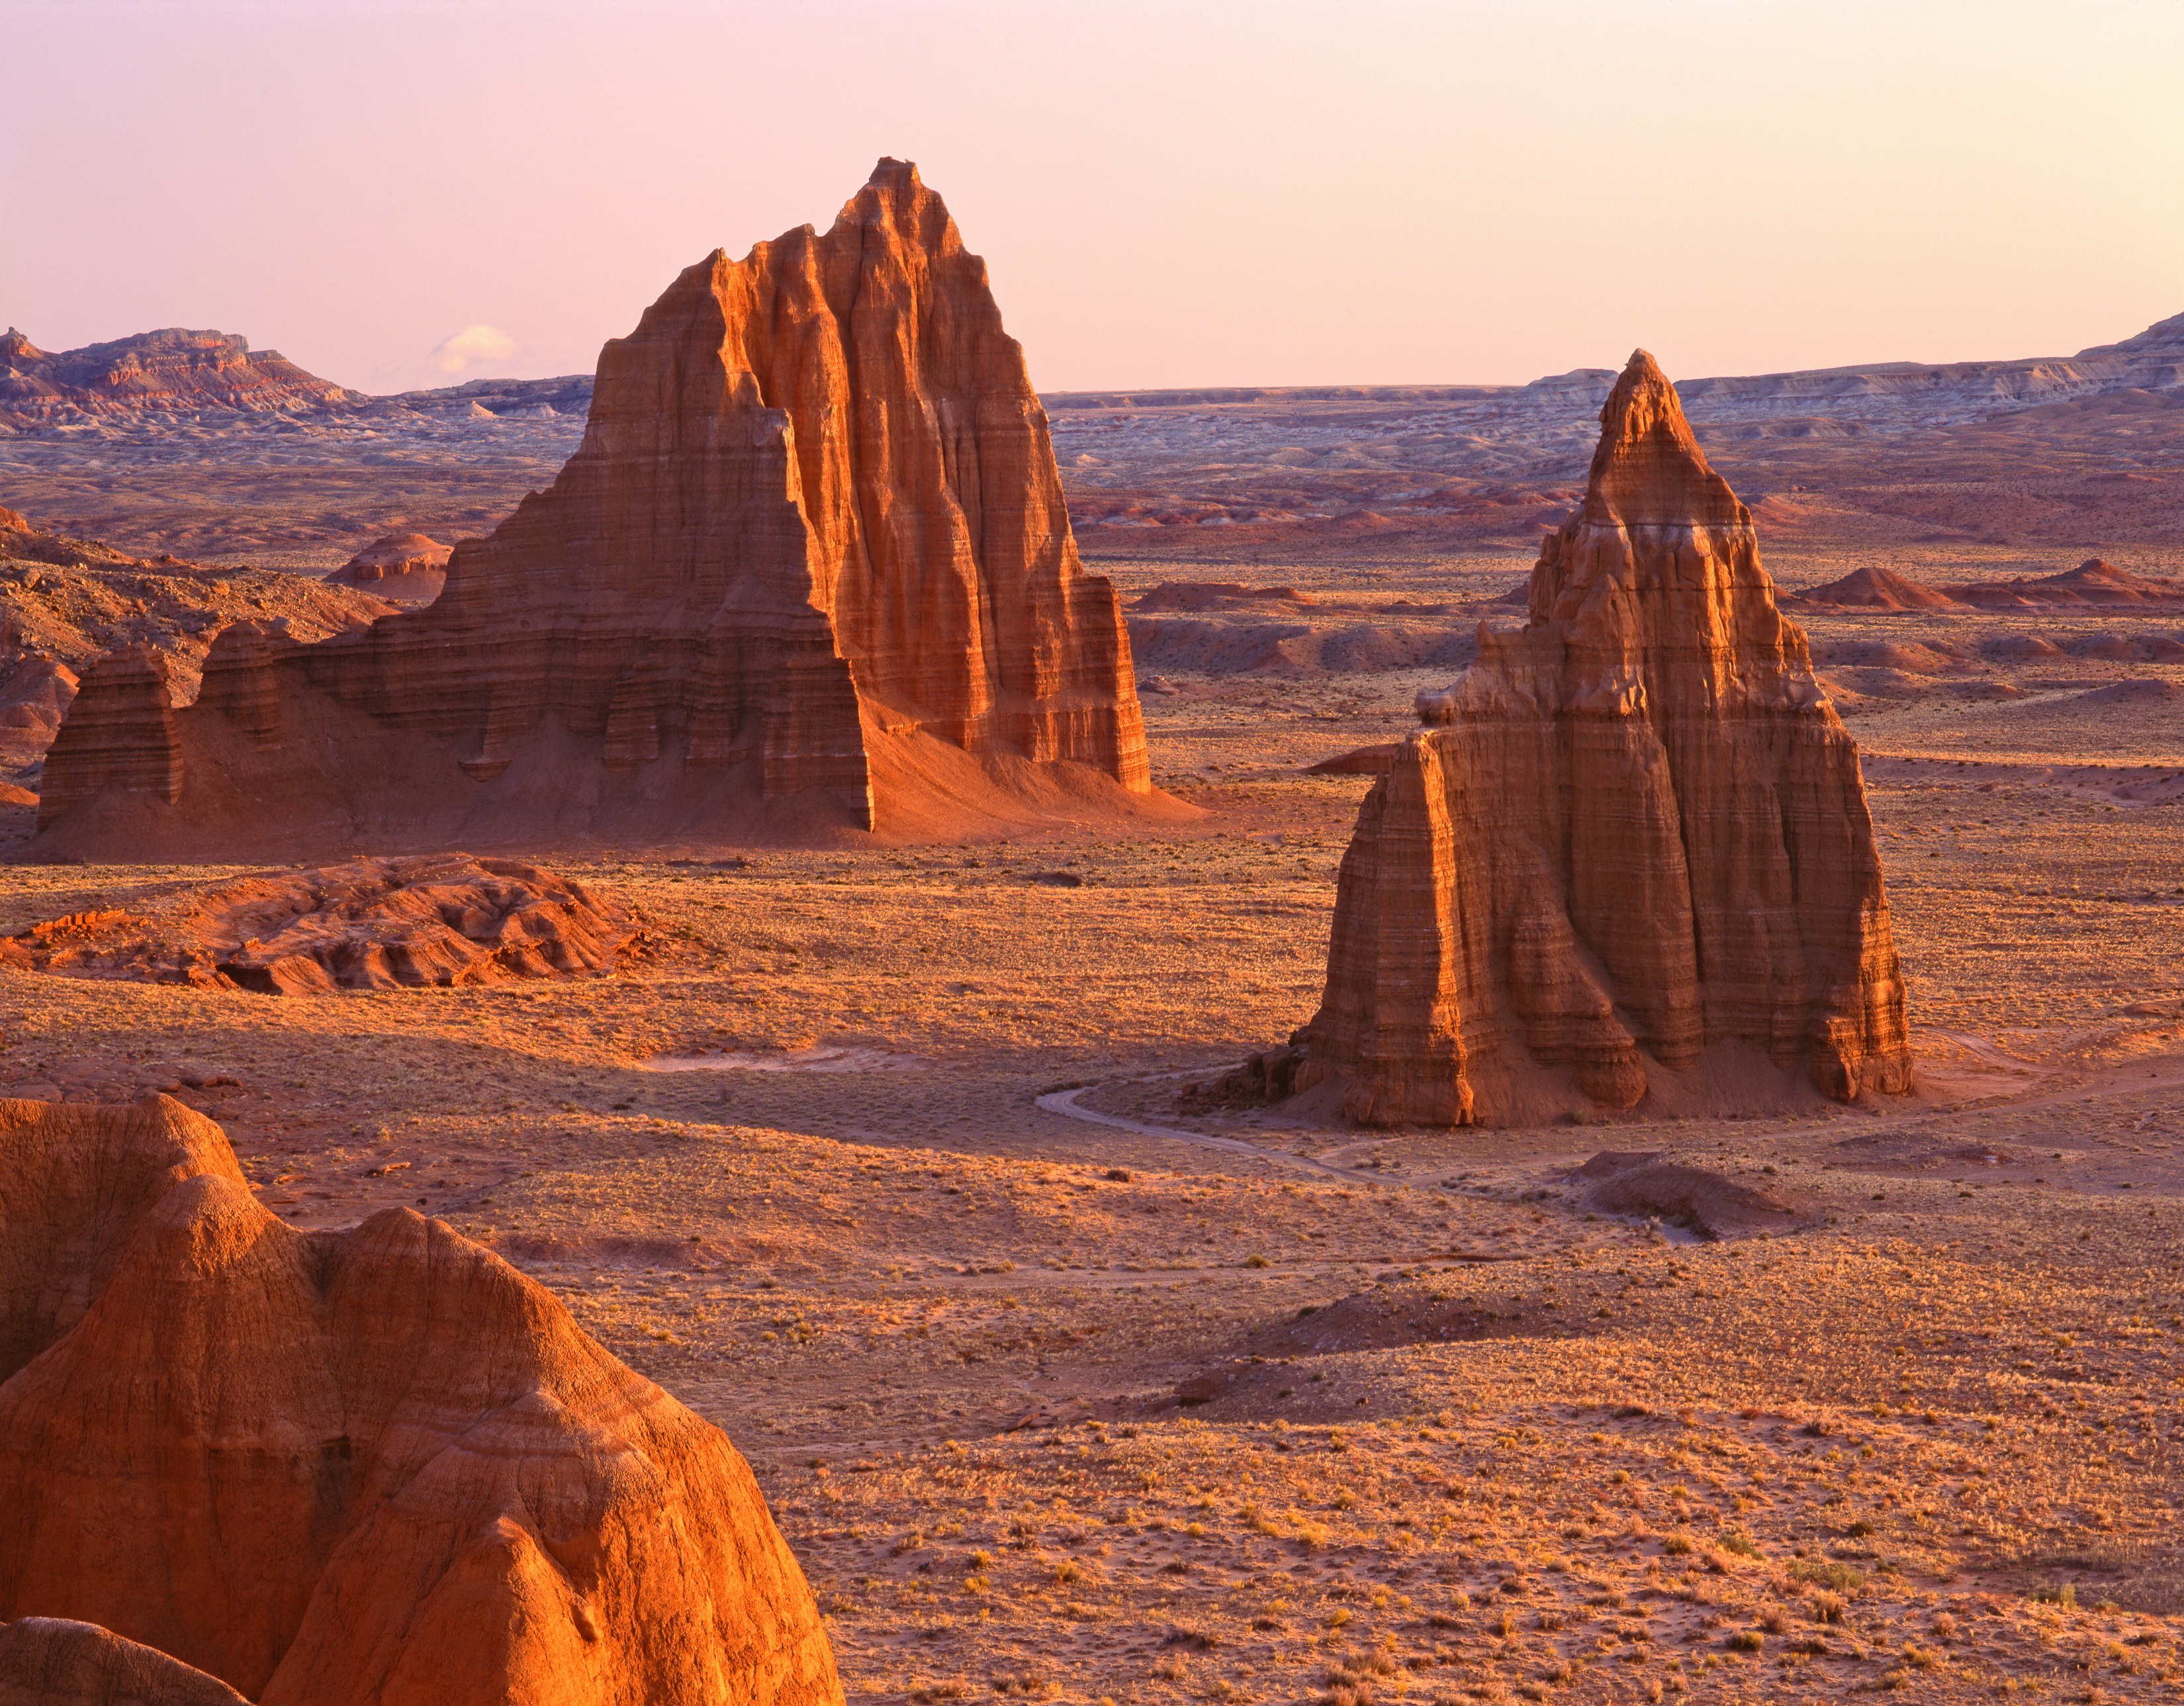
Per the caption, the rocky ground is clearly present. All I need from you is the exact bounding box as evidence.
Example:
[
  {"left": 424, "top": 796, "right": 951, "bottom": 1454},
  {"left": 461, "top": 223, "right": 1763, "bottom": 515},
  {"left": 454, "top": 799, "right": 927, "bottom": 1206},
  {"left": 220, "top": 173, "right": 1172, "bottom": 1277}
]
[{"left": 2, "top": 579, "right": 2179, "bottom": 1699}]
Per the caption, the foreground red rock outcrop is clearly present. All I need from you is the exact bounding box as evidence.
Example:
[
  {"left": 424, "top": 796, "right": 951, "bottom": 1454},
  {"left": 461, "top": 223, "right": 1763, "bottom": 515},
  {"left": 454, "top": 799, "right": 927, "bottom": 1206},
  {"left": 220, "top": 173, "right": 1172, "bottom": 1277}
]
[
  {"left": 27, "top": 160, "right": 1158, "bottom": 857},
  {"left": 0, "top": 1095, "right": 843, "bottom": 1706},
  {"left": 1298, "top": 351, "right": 1913, "bottom": 1125}
]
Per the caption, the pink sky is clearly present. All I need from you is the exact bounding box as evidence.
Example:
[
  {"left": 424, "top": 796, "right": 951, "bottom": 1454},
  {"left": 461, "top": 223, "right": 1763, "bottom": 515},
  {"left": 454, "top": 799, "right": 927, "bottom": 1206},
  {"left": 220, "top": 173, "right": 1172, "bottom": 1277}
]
[{"left": 8, "top": 0, "right": 2180, "bottom": 395}]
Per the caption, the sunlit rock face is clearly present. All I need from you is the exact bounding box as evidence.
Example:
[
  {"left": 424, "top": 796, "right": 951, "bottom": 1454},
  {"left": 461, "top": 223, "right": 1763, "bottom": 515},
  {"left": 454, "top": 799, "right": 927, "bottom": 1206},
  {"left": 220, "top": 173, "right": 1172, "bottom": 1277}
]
[
  {"left": 1300, "top": 351, "right": 1913, "bottom": 1127},
  {"left": 30, "top": 160, "right": 1150, "bottom": 856},
  {"left": 0, "top": 1094, "right": 846, "bottom": 1706}
]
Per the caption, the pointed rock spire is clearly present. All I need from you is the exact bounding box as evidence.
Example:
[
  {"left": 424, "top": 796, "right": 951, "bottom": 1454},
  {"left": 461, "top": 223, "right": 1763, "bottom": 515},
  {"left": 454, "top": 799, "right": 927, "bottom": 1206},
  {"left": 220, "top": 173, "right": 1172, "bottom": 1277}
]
[
  {"left": 1300, "top": 352, "right": 1911, "bottom": 1125},
  {"left": 1580, "top": 349, "right": 1748, "bottom": 528}
]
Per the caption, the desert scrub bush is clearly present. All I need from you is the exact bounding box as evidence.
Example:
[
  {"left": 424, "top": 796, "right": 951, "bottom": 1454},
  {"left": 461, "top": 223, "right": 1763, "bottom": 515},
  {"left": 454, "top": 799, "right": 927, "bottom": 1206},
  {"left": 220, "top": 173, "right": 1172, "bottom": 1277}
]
[
  {"left": 1150, "top": 1652, "right": 1187, "bottom": 1682},
  {"left": 1717, "top": 1528, "right": 1760, "bottom": 1558},
  {"left": 907, "top": 1683, "right": 968, "bottom": 1703},
  {"left": 1806, "top": 1591, "right": 1847, "bottom": 1624},
  {"left": 1662, "top": 1534, "right": 1695, "bottom": 1556},
  {"left": 1724, "top": 1629, "right": 1763, "bottom": 1652},
  {"left": 1790, "top": 1559, "right": 1864, "bottom": 1593}
]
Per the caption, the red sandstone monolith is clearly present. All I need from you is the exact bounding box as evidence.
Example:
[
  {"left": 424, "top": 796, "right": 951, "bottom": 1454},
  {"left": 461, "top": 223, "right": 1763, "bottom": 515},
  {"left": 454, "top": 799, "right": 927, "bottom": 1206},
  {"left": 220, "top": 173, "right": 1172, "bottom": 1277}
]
[{"left": 1298, "top": 351, "right": 1913, "bottom": 1125}]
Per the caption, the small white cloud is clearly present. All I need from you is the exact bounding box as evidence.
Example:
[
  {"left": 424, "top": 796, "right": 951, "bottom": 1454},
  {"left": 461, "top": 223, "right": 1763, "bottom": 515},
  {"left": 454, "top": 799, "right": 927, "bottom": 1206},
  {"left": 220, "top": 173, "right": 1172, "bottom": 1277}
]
[{"left": 427, "top": 324, "right": 518, "bottom": 375}]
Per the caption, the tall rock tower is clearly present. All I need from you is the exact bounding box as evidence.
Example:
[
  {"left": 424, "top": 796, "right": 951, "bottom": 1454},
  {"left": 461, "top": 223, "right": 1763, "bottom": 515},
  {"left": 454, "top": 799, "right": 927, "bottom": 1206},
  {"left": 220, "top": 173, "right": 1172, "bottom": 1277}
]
[
  {"left": 1299, "top": 351, "right": 1912, "bottom": 1125},
  {"left": 33, "top": 160, "right": 1152, "bottom": 854}
]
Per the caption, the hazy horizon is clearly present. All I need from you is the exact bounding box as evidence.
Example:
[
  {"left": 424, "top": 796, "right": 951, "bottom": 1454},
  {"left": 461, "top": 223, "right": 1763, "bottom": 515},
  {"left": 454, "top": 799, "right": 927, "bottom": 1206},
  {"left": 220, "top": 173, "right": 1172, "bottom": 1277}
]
[{"left": 8, "top": 0, "right": 2180, "bottom": 398}]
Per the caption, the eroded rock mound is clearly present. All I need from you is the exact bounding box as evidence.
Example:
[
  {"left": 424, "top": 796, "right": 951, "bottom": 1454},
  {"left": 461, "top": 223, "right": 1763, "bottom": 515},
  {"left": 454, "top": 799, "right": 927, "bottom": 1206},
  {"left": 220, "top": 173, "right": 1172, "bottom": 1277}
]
[
  {"left": 1298, "top": 352, "right": 1913, "bottom": 1126},
  {"left": 1941, "top": 557, "right": 2184, "bottom": 607},
  {"left": 0, "top": 853, "right": 631, "bottom": 992},
  {"left": 1788, "top": 564, "right": 1968, "bottom": 611},
  {"left": 28, "top": 160, "right": 1159, "bottom": 858},
  {"left": 1573, "top": 1151, "right": 1805, "bottom": 1241},
  {"left": 328, "top": 531, "right": 452, "bottom": 600},
  {"left": 0, "top": 1096, "right": 843, "bottom": 1706}
]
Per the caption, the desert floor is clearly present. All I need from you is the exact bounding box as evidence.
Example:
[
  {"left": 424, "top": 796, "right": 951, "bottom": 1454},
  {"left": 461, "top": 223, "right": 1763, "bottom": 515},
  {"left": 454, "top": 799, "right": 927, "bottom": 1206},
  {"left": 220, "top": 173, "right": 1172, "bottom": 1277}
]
[{"left": 4, "top": 547, "right": 2182, "bottom": 1705}]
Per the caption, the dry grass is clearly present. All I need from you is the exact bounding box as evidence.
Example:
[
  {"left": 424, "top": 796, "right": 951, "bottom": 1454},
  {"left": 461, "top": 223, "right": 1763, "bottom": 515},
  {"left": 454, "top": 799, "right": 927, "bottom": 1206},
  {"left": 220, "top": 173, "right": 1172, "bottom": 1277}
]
[{"left": 3, "top": 575, "right": 2182, "bottom": 1702}]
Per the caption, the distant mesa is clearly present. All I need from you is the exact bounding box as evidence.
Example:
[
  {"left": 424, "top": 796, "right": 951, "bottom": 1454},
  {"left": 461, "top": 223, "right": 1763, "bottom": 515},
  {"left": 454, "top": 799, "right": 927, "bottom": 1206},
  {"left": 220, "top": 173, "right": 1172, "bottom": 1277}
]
[
  {"left": 1788, "top": 564, "right": 1968, "bottom": 611},
  {"left": 26, "top": 160, "right": 1175, "bottom": 859},
  {"left": 0, "top": 853, "right": 632, "bottom": 993},
  {"left": 1297, "top": 351, "right": 1913, "bottom": 1126},
  {"left": 328, "top": 531, "right": 452, "bottom": 600},
  {"left": 0, "top": 326, "right": 355, "bottom": 427},
  {"left": 0, "top": 1095, "right": 844, "bottom": 1705}
]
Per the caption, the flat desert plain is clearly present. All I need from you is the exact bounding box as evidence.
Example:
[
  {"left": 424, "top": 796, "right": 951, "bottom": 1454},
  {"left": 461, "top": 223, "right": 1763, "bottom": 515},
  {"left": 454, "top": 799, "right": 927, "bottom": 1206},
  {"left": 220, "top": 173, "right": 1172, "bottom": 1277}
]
[{"left": 5, "top": 534, "right": 2182, "bottom": 1706}]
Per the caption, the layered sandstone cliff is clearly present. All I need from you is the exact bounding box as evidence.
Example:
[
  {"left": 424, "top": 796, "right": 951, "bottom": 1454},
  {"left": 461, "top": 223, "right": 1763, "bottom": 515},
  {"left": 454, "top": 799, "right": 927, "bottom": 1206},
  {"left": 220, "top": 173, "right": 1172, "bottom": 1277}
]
[
  {"left": 0, "top": 1095, "right": 844, "bottom": 1706},
  {"left": 1298, "top": 351, "right": 1912, "bottom": 1125},
  {"left": 28, "top": 160, "right": 1156, "bottom": 857}
]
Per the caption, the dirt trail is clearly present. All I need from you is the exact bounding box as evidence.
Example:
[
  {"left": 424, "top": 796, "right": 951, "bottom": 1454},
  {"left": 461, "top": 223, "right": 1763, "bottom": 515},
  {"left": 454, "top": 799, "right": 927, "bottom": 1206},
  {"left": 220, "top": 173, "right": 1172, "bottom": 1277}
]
[{"left": 1035, "top": 1074, "right": 1381, "bottom": 1183}]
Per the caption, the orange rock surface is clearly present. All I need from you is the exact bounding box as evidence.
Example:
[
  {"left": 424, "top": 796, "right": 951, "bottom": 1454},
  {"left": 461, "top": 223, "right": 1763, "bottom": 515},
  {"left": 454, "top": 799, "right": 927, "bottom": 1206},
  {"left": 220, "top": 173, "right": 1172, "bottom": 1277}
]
[
  {"left": 0, "top": 853, "right": 632, "bottom": 992},
  {"left": 1298, "top": 351, "right": 1913, "bottom": 1125},
  {"left": 0, "top": 1095, "right": 843, "bottom": 1706},
  {"left": 29, "top": 160, "right": 1152, "bottom": 856},
  {"left": 328, "top": 531, "right": 452, "bottom": 598},
  {"left": 31, "top": 643, "right": 180, "bottom": 831}
]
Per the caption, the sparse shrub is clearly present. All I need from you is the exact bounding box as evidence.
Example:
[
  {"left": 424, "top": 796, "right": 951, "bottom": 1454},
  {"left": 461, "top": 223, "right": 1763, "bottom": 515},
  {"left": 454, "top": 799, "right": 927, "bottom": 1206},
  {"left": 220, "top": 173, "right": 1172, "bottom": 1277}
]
[
  {"left": 1246, "top": 1254, "right": 1270, "bottom": 1268},
  {"left": 1845, "top": 1519, "right": 1875, "bottom": 1538},
  {"left": 1931, "top": 1612, "right": 1958, "bottom": 1640},
  {"left": 1725, "top": 1630, "right": 1763, "bottom": 1652},
  {"left": 1903, "top": 1644, "right": 1940, "bottom": 1669},
  {"left": 1791, "top": 1559, "right": 1864, "bottom": 1593},
  {"left": 1760, "top": 1609, "right": 1786, "bottom": 1635},
  {"left": 1807, "top": 1591, "right": 1847, "bottom": 1624},
  {"left": 1662, "top": 1534, "right": 1695, "bottom": 1556},
  {"left": 1717, "top": 1528, "right": 1760, "bottom": 1558}
]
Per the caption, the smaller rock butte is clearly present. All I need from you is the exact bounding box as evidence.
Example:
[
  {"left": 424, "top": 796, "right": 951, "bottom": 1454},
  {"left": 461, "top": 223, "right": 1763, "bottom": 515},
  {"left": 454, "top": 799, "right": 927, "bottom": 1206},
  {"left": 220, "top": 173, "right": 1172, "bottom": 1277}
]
[
  {"left": 0, "top": 853, "right": 632, "bottom": 994},
  {"left": 0, "top": 1094, "right": 844, "bottom": 1706},
  {"left": 26, "top": 160, "right": 1165, "bottom": 859},
  {"left": 1297, "top": 350, "right": 1913, "bottom": 1127},
  {"left": 328, "top": 532, "right": 452, "bottom": 598}
]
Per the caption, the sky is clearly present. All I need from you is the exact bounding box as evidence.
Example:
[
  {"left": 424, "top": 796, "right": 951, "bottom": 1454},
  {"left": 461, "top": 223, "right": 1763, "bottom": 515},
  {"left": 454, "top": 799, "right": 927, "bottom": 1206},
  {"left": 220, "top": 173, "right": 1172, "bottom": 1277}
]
[{"left": 6, "top": 0, "right": 2181, "bottom": 396}]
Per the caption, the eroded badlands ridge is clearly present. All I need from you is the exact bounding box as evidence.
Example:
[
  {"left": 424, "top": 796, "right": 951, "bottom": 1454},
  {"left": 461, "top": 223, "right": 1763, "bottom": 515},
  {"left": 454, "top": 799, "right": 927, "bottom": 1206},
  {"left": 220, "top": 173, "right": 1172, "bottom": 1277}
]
[
  {"left": 1299, "top": 352, "right": 1913, "bottom": 1126},
  {"left": 28, "top": 158, "right": 1152, "bottom": 856},
  {"left": 0, "top": 1095, "right": 843, "bottom": 1706}
]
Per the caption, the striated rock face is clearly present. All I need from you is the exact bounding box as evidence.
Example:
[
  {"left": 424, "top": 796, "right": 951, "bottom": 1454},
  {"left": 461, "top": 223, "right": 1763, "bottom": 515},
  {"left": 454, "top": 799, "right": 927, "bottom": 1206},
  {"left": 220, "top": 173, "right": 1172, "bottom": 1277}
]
[
  {"left": 0, "top": 1095, "right": 844, "bottom": 1706},
  {"left": 0, "top": 853, "right": 632, "bottom": 993},
  {"left": 1298, "top": 351, "right": 1912, "bottom": 1126},
  {"left": 327, "top": 531, "right": 452, "bottom": 599},
  {"left": 28, "top": 160, "right": 1155, "bottom": 857},
  {"left": 32, "top": 644, "right": 180, "bottom": 831}
]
